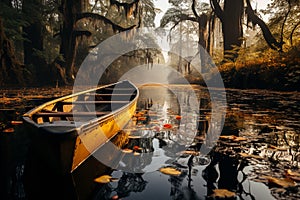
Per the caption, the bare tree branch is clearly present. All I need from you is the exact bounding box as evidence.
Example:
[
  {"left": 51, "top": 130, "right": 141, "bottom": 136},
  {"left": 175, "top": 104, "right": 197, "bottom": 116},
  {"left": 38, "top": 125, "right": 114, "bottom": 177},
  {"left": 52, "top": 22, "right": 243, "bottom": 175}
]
[
  {"left": 290, "top": 21, "right": 300, "bottom": 46},
  {"left": 246, "top": 0, "right": 283, "bottom": 51},
  {"left": 280, "top": 0, "right": 291, "bottom": 44},
  {"left": 210, "top": 0, "right": 224, "bottom": 22},
  {"left": 76, "top": 13, "right": 136, "bottom": 31},
  {"left": 192, "top": 0, "right": 200, "bottom": 20}
]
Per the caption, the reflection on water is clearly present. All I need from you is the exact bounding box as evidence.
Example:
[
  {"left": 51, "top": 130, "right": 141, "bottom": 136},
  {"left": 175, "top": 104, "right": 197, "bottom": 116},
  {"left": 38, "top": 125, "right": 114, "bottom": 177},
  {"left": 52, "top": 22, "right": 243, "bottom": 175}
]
[{"left": 0, "top": 85, "right": 300, "bottom": 199}]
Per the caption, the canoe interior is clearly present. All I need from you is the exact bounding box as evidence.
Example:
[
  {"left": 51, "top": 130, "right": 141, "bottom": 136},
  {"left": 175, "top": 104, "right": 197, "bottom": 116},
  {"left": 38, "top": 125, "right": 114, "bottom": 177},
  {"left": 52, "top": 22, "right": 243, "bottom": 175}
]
[{"left": 30, "top": 81, "right": 138, "bottom": 125}]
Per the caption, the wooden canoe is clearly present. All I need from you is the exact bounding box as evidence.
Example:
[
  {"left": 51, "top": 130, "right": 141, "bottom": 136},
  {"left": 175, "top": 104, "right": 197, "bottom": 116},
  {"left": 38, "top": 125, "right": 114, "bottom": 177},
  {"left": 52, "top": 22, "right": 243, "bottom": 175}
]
[{"left": 23, "top": 80, "right": 139, "bottom": 173}]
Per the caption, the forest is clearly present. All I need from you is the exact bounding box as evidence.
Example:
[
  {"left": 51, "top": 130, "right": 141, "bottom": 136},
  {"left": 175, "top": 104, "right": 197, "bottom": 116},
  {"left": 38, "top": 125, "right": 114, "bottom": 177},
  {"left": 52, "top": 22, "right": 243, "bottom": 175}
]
[{"left": 0, "top": 0, "right": 299, "bottom": 90}]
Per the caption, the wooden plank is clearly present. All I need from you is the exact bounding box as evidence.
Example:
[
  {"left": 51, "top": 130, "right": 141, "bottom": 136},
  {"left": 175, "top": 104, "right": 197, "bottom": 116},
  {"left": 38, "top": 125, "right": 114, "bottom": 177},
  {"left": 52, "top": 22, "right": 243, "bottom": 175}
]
[
  {"left": 60, "top": 101, "right": 129, "bottom": 104},
  {"left": 85, "top": 93, "right": 135, "bottom": 96},
  {"left": 104, "top": 88, "right": 136, "bottom": 90},
  {"left": 34, "top": 111, "right": 110, "bottom": 117}
]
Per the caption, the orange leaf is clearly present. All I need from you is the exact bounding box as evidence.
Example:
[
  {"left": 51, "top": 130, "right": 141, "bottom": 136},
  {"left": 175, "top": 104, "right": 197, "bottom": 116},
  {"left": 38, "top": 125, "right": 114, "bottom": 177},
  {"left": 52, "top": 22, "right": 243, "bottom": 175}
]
[
  {"left": 175, "top": 115, "right": 182, "bottom": 120},
  {"left": 163, "top": 124, "right": 172, "bottom": 129},
  {"left": 11, "top": 121, "right": 23, "bottom": 125},
  {"left": 264, "top": 176, "right": 296, "bottom": 188},
  {"left": 3, "top": 128, "right": 14, "bottom": 133}
]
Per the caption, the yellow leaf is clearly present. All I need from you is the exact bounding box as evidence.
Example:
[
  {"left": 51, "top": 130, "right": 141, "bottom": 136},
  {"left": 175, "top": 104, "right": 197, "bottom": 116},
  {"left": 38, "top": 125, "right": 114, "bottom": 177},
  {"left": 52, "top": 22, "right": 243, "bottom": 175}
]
[
  {"left": 159, "top": 167, "right": 181, "bottom": 176},
  {"left": 264, "top": 176, "right": 296, "bottom": 188},
  {"left": 122, "top": 148, "right": 133, "bottom": 153},
  {"left": 286, "top": 170, "right": 300, "bottom": 182},
  {"left": 94, "top": 175, "right": 112, "bottom": 184},
  {"left": 211, "top": 189, "right": 236, "bottom": 198},
  {"left": 180, "top": 150, "right": 200, "bottom": 156},
  {"left": 286, "top": 169, "right": 300, "bottom": 177},
  {"left": 219, "top": 135, "right": 247, "bottom": 142}
]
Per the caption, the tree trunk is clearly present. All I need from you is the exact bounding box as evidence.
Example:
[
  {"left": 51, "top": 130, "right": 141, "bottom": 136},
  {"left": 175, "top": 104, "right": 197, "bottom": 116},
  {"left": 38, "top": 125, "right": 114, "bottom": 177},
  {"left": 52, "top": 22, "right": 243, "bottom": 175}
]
[
  {"left": 211, "top": 0, "right": 244, "bottom": 61},
  {"left": 0, "top": 17, "right": 24, "bottom": 86},
  {"left": 59, "top": 0, "right": 79, "bottom": 84},
  {"left": 23, "top": 0, "right": 49, "bottom": 84},
  {"left": 222, "top": 0, "right": 244, "bottom": 61}
]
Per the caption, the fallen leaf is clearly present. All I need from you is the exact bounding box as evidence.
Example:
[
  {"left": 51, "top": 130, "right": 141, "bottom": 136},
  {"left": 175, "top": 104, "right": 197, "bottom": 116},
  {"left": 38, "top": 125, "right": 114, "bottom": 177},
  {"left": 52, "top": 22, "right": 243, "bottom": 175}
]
[
  {"left": 137, "top": 117, "right": 147, "bottom": 121},
  {"left": 175, "top": 115, "right": 182, "bottom": 120},
  {"left": 219, "top": 135, "right": 247, "bottom": 142},
  {"left": 239, "top": 153, "right": 264, "bottom": 160},
  {"left": 3, "top": 128, "right": 14, "bottom": 133},
  {"left": 122, "top": 148, "right": 133, "bottom": 153},
  {"left": 286, "top": 170, "right": 300, "bottom": 182},
  {"left": 11, "top": 121, "right": 23, "bottom": 125},
  {"left": 264, "top": 176, "right": 296, "bottom": 188},
  {"left": 94, "top": 175, "right": 112, "bottom": 184},
  {"left": 111, "top": 195, "right": 119, "bottom": 200},
  {"left": 219, "top": 135, "right": 235, "bottom": 140},
  {"left": 180, "top": 150, "right": 200, "bottom": 156},
  {"left": 211, "top": 189, "right": 236, "bottom": 198},
  {"left": 133, "top": 145, "right": 142, "bottom": 151},
  {"left": 286, "top": 169, "right": 300, "bottom": 177},
  {"left": 233, "top": 136, "right": 247, "bottom": 141},
  {"left": 268, "top": 145, "right": 288, "bottom": 151},
  {"left": 163, "top": 124, "right": 172, "bottom": 129},
  {"left": 159, "top": 167, "right": 181, "bottom": 176}
]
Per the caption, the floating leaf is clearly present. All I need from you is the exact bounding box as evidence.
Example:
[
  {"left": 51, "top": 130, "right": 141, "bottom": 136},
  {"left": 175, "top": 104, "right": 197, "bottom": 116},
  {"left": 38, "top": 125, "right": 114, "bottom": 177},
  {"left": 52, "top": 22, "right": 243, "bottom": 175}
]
[
  {"left": 264, "top": 176, "right": 296, "bottom": 188},
  {"left": 181, "top": 150, "right": 200, "bottom": 156},
  {"left": 11, "top": 121, "right": 23, "bottom": 125},
  {"left": 134, "top": 112, "right": 144, "bottom": 117},
  {"left": 133, "top": 145, "right": 142, "bottom": 151},
  {"left": 163, "top": 123, "right": 172, "bottom": 129},
  {"left": 286, "top": 170, "right": 300, "bottom": 182},
  {"left": 239, "top": 152, "right": 264, "bottom": 160},
  {"left": 137, "top": 117, "right": 147, "bottom": 121},
  {"left": 219, "top": 135, "right": 236, "bottom": 140},
  {"left": 219, "top": 135, "right": 247, "bottom": 142},
  {"left": 94, "top": 175, "right": 112, "bottom": 184},
  {"left": 286, "top": 169, "right": 300, "bottom": 177},
  {"left": 122, "top": 148, "right": 133, "bottom": 153},
  {"left": 175, "top": 115, "right": 182, "bottom": 120},
  {"left": 111, "top": 195, "right": 119, "bottom": 200},
  {"left": 3, "top": 128, "right": 14, "bottom": 133},
  {"left": 159, "top": 167, "right": 181, "bottom": 176},
  {"left": 211, "top": 189, "right": 236, "bottom": 198},
  {"left": 268, "top": 145, "right": 288, "bottom": 151}
]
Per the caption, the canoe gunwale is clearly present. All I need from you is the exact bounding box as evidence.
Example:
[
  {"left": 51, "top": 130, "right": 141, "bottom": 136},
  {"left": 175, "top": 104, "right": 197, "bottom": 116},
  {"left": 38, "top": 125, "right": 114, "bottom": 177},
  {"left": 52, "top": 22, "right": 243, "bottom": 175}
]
[{"left": 23, "top": 80, "right": 139, "bottom": 135}]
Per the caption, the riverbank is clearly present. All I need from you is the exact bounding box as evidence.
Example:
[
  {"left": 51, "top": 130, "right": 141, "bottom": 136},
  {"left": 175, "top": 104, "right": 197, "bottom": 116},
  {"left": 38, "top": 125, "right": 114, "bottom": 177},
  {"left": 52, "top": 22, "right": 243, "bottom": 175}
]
[{"left": 186, "top": 48, "right": 300, "bottom": 91}]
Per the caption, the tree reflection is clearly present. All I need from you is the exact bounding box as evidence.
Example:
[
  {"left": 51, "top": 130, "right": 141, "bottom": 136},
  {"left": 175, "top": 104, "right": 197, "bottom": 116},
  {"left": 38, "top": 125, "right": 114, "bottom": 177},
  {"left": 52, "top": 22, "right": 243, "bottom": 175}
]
[{"left": 93, "top": 172, "right": 147, "bottom": 200}]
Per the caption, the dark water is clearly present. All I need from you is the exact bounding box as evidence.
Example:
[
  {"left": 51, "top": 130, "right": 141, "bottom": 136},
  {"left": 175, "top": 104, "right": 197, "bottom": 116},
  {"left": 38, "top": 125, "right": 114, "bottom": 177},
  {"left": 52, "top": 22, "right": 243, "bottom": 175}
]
[{"left": 0, "top": 85, "right": 299, "bottom": 200}]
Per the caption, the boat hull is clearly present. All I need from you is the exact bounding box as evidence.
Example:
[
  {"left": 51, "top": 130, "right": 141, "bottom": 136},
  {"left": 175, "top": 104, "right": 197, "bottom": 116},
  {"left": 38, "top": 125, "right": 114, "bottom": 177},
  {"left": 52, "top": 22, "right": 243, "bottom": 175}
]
[{"left": 23, "top": 81, "right": 138, "bottom": 174}]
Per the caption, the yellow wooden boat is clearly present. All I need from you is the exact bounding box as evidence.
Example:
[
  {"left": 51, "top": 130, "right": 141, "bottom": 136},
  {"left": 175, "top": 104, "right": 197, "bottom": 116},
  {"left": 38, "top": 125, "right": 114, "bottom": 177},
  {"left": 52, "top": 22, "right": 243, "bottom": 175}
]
[{"left": 23, "top": 80, "right": 139, "bottom": 174}]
